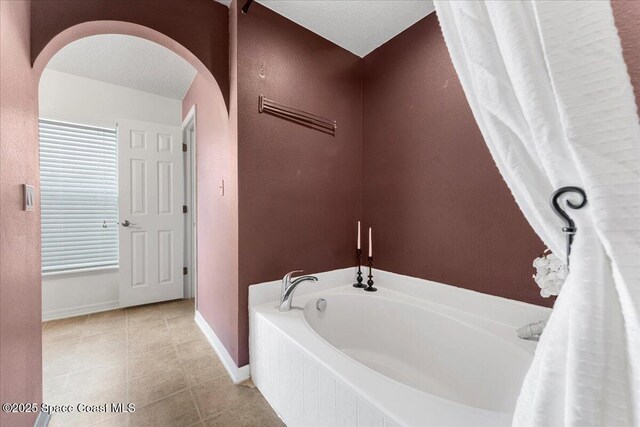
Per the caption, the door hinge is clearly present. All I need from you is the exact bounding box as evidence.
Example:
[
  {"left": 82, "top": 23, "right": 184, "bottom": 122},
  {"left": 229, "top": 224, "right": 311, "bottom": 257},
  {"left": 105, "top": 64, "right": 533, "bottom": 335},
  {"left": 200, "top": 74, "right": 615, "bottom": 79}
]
[
  {"left": 183, "top": 205, "right": 188, "bottom": 214},
  {"left": 182, "top": 143, "right": 187, "bottom": 152},
  {"left": 183, "top": 267, "right": 188, "bottom": 275}
]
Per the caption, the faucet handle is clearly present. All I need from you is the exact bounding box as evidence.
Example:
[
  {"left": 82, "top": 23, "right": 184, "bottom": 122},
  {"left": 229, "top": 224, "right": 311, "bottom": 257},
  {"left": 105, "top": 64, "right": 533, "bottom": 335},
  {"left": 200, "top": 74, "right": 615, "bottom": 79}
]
[{"left": 283, "top": 270, "right": 304, "bottom": 284}]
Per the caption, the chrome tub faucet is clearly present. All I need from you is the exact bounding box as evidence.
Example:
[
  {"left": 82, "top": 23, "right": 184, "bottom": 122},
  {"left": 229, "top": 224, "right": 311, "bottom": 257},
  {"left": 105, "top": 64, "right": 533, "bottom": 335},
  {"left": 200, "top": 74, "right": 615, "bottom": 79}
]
[{"left": 279, "top": 270, "right": 318, "bottom": 312}]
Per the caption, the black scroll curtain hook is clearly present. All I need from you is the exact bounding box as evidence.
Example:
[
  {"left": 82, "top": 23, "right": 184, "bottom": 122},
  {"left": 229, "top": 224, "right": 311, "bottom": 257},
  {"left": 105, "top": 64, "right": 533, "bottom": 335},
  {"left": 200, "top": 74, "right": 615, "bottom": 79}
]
[{"left": 550, "top": 186, "right": 587, "bottom": 268}]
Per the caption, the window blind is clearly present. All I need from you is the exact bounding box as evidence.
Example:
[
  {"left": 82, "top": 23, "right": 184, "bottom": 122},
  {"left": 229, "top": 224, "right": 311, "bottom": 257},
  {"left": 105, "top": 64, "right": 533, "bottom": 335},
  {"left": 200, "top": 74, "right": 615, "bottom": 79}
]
[{"left": 39, "top": 119, "right": 119, "bottom": 273}]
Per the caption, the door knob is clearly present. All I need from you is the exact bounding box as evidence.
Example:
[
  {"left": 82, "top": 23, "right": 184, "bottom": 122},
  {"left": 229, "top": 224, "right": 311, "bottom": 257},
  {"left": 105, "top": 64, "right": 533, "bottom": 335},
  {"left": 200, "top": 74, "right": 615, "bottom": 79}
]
[{"left": 120, "top": 220, "right": 137, "bottom": 227}]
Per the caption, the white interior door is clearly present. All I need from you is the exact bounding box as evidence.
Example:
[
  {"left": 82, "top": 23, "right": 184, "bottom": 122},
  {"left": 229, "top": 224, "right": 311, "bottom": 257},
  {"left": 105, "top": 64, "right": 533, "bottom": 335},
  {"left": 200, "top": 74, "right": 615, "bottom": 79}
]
[{"left": 118, "top": 119, "right": 184, "bottom": 307}]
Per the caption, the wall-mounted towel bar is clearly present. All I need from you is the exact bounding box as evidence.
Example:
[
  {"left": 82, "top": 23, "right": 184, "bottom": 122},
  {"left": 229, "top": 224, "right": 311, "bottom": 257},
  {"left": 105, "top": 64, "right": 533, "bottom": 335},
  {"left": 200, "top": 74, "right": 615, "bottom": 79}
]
[
  {"left": 258, "top": 95, "right": 337, "bottom": 136},
  {"left": 241, "top": 0, "right": 253, "bottom": 14}
]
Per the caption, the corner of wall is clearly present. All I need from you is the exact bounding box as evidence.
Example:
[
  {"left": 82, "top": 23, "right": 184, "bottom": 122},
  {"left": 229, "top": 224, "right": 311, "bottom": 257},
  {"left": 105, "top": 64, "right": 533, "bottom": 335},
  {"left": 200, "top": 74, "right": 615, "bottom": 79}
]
[
  {"left": 1, "top": 1, "right": 42, "bottom": 426},
  {"left": 230, "top": 0, "right": 242, "bottom": 369}
]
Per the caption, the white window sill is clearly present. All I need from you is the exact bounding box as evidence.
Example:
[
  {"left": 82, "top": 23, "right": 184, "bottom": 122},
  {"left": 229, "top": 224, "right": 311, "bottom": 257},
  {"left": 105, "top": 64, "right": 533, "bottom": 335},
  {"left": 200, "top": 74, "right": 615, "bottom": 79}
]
[{"left": 42, "top": 265, "right": 119, "bottom": 277}]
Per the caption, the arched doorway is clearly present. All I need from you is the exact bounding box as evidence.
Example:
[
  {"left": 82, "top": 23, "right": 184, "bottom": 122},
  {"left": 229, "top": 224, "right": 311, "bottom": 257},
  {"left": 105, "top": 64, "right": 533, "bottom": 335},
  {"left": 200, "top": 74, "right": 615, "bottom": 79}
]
[
  {"left": 33, "top": 21, "right": 248, "bottom": 427},
  {"left": 40, "top": 32, "right": 200, "bottom": 310},
  {"left": 34, "top": 21, "right": 232, "bottom": 311}
]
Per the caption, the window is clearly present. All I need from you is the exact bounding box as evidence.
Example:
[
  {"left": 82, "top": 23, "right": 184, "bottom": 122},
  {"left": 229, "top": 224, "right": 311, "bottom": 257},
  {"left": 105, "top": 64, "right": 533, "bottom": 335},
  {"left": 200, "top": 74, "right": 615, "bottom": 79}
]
[{"left": 39, "top": 119, "right": 118, "bottom": 273}]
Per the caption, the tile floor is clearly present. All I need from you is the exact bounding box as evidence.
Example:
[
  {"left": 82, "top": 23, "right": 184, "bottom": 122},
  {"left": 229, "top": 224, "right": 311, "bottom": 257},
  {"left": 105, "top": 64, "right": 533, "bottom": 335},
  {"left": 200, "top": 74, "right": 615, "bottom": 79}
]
[{"left": 42, "top": 299, "right": 284, "bottom": 427}]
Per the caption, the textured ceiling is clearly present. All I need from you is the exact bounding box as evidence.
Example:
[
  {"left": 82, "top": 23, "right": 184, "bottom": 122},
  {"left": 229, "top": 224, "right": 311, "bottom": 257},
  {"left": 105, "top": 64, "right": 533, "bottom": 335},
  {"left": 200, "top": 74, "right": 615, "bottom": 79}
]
[
  {"left": 250, "top": 0, "right": 436, "bottom": 57},
  {"left": 46, "top": 35, "right": 197, "bottom": 100}
]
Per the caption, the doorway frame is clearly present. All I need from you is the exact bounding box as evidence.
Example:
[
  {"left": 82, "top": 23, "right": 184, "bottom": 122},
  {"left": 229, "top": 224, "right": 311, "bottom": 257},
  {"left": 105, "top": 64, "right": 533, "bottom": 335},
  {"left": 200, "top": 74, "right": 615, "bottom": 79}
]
[
  {"left": 28, "top": 22, "right": 236, "bottom": 418},
  {"left": 33, "top": 22, "right": 227, "bottom": 313},
  {"left": 182, "top": 105, "right": 197, "bottom": 303}
]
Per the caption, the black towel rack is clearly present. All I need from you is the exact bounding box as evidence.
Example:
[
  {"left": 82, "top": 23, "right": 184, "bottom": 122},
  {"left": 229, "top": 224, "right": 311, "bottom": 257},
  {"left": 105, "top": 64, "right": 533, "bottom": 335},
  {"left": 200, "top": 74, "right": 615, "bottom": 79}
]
[
  {"left": 258, "top": 95, "right": 337, "bottom": 136},
  {"left": 241, "top": 0, "right": 253, "bottom": 14}
]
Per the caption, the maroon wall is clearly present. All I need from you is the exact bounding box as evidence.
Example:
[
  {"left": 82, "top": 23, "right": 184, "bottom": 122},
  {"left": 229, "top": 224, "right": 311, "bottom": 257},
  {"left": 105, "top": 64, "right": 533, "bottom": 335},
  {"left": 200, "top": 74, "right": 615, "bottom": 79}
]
[
  {"left": 236, "top": 3, "right": 363, "bottom": 365},
  {"left": 613, "top": 0, "right": 640, "bottom": 106},
  {"left": 30, "top": 0, "right": 230, "bottom": 108},
  {"left": 362, "top": 13, "right": 550, "bottom": 307},
  {"left": 0, "top": 1, "right": 42, "bottom": 426},
  {"left": 360, "top": 4, "right": 640, "bottom": 309}
]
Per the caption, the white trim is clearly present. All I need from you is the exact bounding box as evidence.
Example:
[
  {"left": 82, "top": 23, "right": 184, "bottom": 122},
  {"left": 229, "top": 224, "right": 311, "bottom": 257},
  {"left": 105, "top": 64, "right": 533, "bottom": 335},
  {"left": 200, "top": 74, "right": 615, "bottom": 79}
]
[
  {"left": 42, "top": 299, "right": 120, "bottom": 321},
  {"left": 181, "top": 105, "right": 197, "bottom": 302},
  {"left": 34, "top": 411, "right": 51, "bottom": 427},
  {"left": 194, "top": 311, "right": 250, "bottom": 384},
  {"left": 182, "top": 104, "right": 196, "bottom": 129},
  {"left": 41, "top": 265, "right": 118, "bottom": 277}
]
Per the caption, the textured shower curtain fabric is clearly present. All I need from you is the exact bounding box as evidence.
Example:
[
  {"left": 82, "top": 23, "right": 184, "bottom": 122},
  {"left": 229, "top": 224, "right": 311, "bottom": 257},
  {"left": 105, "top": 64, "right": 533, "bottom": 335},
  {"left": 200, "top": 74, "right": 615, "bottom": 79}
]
[{"left": 434, "top": 1, "right": 640, "bottom": 426}]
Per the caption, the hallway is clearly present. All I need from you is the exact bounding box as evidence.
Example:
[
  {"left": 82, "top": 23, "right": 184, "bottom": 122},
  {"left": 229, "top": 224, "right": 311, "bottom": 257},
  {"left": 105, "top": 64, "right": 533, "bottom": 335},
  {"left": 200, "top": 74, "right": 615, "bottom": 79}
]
[{"left": 42, "top": 299, "right": 283, "bottom": 427}]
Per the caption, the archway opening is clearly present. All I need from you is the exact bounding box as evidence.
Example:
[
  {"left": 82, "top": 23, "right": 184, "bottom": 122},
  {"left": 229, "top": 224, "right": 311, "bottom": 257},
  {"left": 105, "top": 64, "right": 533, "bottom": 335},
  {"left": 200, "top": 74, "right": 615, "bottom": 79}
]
[{"left": 35, "top": 22, "right": 235, "bottom": 426}]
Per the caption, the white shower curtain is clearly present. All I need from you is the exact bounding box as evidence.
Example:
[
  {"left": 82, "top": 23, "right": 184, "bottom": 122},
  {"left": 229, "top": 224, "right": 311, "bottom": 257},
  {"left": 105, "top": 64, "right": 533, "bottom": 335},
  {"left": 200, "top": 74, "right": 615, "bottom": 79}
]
[{"left": 433, "top": 1, "right": 640, "bottom": 426}]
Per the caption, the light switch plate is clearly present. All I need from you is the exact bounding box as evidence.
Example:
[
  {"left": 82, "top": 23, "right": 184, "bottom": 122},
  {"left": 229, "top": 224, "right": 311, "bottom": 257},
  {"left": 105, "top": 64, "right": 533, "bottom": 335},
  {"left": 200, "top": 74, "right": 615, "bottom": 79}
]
[{"left": 23, "top": 184, "right": 34, "bottom": 211}]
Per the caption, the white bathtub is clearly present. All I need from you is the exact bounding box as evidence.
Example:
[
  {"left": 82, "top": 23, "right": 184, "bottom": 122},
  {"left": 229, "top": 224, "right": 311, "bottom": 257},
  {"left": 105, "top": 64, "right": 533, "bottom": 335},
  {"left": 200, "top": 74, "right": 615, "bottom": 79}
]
[{"left": 249, "top": 268, "right": 548, "bottom": 427}]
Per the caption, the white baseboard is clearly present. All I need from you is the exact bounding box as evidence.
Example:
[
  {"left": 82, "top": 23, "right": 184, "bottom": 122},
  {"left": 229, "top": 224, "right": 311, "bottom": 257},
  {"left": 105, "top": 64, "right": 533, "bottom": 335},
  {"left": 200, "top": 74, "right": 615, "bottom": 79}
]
[
  {"left": 34, "top": 411, "right": 51, "bottom": 427},
  {"left": 194, "top": 311, "right": 250, "bottom": 384},
  {"left": 42, "top": 299, "right": 120, "bottom": 321}
]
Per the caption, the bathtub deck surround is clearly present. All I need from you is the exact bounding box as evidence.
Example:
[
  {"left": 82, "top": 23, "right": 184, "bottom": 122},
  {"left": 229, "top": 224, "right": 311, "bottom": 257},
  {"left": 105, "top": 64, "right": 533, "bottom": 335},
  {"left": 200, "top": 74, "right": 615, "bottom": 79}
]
[
  {"left": 249, "top": 268, "right": 355, "bottom": 308},
  {"left": 248, "top": 268, "right": 550, "bottom": 426}
]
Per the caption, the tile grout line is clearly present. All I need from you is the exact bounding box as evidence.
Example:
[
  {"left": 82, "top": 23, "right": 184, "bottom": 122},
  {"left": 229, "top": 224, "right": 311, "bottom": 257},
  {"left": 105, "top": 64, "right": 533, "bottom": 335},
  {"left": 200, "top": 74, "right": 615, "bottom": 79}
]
[
  {"left": 171, "top": 306, "right": 205, "bottom": 423},
  {"left": 188, "top": 388, "right": 204, "bottom": 424},
  {"left": 121, "top": 303, "right": 200, "bottom": 422}
]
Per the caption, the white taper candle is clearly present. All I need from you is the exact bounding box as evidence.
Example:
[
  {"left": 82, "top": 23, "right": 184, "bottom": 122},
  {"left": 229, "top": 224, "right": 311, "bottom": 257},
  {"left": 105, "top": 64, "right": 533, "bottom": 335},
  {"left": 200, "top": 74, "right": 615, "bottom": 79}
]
[
  {"left": 368, "top": 227, "right": 372, "bottom": 257},
  {"left": 357, "top": 221, "right": 361, "bottom": 250}
]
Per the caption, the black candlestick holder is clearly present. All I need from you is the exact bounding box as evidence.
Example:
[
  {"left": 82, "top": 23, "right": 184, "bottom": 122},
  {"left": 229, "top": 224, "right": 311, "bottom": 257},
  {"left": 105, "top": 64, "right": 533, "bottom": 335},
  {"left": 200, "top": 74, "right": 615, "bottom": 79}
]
[
  {"left": 353, "top": 249, "right": 365, "bottom": 288},
  {"left": 364, "top": 256, "right": 377, "bottom": 292}
]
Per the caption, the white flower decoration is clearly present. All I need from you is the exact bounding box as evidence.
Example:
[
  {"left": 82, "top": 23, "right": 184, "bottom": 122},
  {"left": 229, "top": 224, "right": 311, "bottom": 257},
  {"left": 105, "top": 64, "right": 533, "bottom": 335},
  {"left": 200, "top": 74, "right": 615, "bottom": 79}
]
[{"left": 532, "top": 250, "right": 567, "bottom": 297}]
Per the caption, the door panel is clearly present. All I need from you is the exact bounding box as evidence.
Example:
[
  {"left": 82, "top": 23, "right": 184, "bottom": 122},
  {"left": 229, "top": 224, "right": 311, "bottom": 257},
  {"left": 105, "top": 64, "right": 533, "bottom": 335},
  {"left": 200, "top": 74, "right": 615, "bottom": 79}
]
[
  {"left": 158, "top": 162, "right": 173, "bottom": 214},
  {"left": 118, "top": 120, "right": 184, "bottom": 307},
  {"left": 131, "top": 159, "right": 147, "bottom": 214},
  {"left": 158, "top": 230, "right": 173, "bottom": 284},
  {"left": 131, "top": 231, "right": 148, "bottom": 287}
]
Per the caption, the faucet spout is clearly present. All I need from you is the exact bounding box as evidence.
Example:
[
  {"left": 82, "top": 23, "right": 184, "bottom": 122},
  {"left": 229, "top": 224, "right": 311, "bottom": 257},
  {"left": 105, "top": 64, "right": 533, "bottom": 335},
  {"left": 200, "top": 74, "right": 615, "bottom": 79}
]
[
  {"left": 291, "top": 275, "right": 318, "bottom": 286},
  {"left": 279, "top": 270, "right": 318, "bottom": 312}
]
